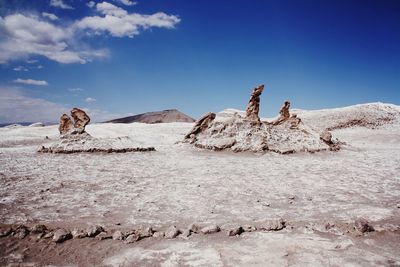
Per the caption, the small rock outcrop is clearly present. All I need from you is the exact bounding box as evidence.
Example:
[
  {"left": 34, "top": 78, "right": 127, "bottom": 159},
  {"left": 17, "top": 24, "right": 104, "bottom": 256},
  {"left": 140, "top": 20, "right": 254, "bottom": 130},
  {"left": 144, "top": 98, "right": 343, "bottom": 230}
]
[
  {"left": 272, "top": 101, "right": 290, "bottom": 125},
  {"left": 185, "top": 112, "right": 216, "bottom": 140},
  {"left": 245, "top": 85, "right": 264, "bottom": 123}
]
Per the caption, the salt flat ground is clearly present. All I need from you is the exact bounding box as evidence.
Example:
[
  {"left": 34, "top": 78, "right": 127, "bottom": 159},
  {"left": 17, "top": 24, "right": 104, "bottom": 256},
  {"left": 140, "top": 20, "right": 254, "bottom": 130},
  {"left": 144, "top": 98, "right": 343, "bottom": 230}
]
[{"left": 1, "top": 108, "right": 400, "bottom": 266}]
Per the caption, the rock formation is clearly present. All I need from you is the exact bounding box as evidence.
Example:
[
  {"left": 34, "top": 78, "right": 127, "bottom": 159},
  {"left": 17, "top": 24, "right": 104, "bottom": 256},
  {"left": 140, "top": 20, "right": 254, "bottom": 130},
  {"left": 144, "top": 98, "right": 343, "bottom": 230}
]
[
  {"left": 183, "top": 84, "right": 341, "bottom": 154},
  {"left": 39, "top": 108, "right": 156, "bottom": 154},
  {"left": 71, "top": 108, "right": 90, "bottom": 134},
  {"left": 58, "top": 108, "right": 90, "bottom": 136},
  {"left": 245, "top": 85, "right": 264, "bottom": 123},
  {"left": 185, "top": 112, "right": 216, "bottom": 139},
  {"left": 59, "top": 114, "right": 74, "bottom": 135},
  {"left": 272, "top": 101, "right": 291, "bottom": 125}
]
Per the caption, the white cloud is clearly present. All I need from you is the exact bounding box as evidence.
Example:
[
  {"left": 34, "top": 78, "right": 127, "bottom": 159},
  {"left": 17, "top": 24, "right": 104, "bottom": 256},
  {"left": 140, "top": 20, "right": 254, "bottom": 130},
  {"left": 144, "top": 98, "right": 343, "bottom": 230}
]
[
  {"left": 0, "top": 3, "right": 179, "bottom": 64},
  {"left": 85, "top": 97, "right": 97, "bottom": 103},
  {"left": 13, "top": 66, "right": 28, "bottom": 72},
  {"left": 26, "top": 59, "right": 38, "bottom": 64},
  {"left": 0, "top": 14, "right": 108, "bottom": 64},
  {"left": 68, "top": 87, "right": 83, "bottom": 92},
  {"left": 13, "top": 78, "right": 48, "bottom": 86},
  {"left": 87, "top": 1, "right": 96, "bottom": 8},
  {"left": 37, "top": 65, "right": 44, "bottom": 69},
  {"left": 115, "top": 0, "right": 137, "bottom": 6},
  {"left": 50, "top": 0, "right": 74, "bottom": 10},
  {"left": 42, "top": 12, "right": 59, "bottom": 21},
  {"left": 0, "top": 87, "right": 68, "bottom": 123},
  {"left": 75, "top": 2, "right": 180, "bottom": 38},
  {"left": 96, "top": 2, "right": 128, "bottom": 16}
]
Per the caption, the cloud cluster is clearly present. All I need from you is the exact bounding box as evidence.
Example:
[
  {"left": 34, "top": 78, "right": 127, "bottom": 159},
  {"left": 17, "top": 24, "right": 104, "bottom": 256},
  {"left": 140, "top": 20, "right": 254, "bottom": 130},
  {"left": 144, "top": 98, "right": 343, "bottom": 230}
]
[
  {"left": 116, "top": 0, "right": 137, "bottom": 6},
  {"left": 0, "top": 14, "right": 107, "bottom": 64},
  {"left": 50, "top": 0, "right": 74, "bottom": 10},
  {"left": 13, "top": 66, "right": 28, "bottom": 72},
  {"left": 76, "top": 2, "right": 180, "bottom": 38},
  {"left": 13, "top": 78, "right": 48, "bottom": 86},
  {"left": 42, "top": 12, "right": 59, "bottom": 21},
  {"left": 0, "top": 1, "right": 180, "bottom": 64}
]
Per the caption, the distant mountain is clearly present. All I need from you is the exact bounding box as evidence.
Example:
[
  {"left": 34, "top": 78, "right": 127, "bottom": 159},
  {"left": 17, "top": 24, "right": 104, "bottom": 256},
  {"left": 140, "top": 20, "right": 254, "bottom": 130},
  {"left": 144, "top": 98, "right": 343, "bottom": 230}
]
[{"left": 104, "top": 109, "right": 195, "bottom": 124}]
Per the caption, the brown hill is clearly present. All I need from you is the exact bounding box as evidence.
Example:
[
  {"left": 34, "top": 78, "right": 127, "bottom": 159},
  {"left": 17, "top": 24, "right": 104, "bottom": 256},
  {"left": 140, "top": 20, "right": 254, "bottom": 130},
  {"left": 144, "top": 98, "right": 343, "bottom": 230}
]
[{"left": 104, "top": 109, "right": 195, "bottom": 124}]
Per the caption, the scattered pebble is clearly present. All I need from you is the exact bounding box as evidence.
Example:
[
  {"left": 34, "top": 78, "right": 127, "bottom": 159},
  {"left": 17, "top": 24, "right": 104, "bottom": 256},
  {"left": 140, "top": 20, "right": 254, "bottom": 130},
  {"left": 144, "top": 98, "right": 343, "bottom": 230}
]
[
  {"left": 14, "top": 225, "right": 29, "bottom": 239},
  {"left": 71, "top": 228, "right": 87, "bottom": 239},
  {"left": 188, "top": 223, "right": 200, "bottom": 234},
  {"left": 96, "top": 232, "right": 112, "bottom": 240},
  {"left": 138, "top": 227, "right": 154, "bottom": 238},
  {"left": 125, "top": 234, "right": 140, "bottom": 244},
  {"left": 355, "top": 218, "right": 374, "bottom": 233},
  {"left": 0, "top": 226, "right": 12, "bottom": 237},
  {"left": 201, "top": 225, "right": 220, "bottom": 234},
  {"left": 43, "top": 232, "right": 53, "bottom": 239},
  {"left": 112, "top": 230, "right": 124, "bottom": 241},
  {"left": 153, "top": 231, "right": 165, "bottom": 238},
  {"left": 180, "top": 229, "right": 191, "bottom": 239},
  {"left": 86, "top": 225, "right": 104, "bottom": 237},
  {"left": 30, "top": 224, "right": 47, "bottom": 234},
  {"left": 228, "top": 226, "right": 244, "bottom": 236},
  {"left": 165, "top": 226, "right": 180, "bottom": 239},
  {"left": 243, "top": 225, "right": 257, "bottom": 232},
  {"left": 260, "top": 218, "right": 285, "bottom": 231},
  {"left": 52, "top": 229, "right": 72, "bottom": 243}
]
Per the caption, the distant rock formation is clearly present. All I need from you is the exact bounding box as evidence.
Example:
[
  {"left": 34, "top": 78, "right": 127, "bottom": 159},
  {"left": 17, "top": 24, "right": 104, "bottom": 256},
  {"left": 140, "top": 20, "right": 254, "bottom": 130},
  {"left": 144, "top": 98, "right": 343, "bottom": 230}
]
[
  {"left": 71, "top": 108, "right": 90, "bottom": 134},
  {"left": 40, "top": 109, "right": 155, "bottom": 154},
  {"left": 28, "top": 122, "right": 45, "bottom": 127},
  {"left": 290, "top": 102, "right": 400, "bottom": 132},
  {"left": 184, "top": 84, "right": 341, "bottom": 153},
  {"left": 105, "top": 109, "right": 195, "bottom": 124},
  {"left": 59, "top": 108, "right": 90, "bottom": 136},
  {"left": 245, "top": 85, "right": 264, "bottom": 123},
  {"left": 272, "top": 101, "right": 290, "bottom": 125},
  {"left": 185, "top": 112, "right": 216, "bottom": 139}
]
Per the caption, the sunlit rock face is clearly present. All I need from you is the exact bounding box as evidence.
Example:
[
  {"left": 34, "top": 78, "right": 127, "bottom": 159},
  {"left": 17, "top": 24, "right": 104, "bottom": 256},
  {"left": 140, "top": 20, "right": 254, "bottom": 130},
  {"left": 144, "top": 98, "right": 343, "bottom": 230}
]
[
  {"left": 245, "top": 84, "right": 264, "bottom": 123},
  {"left": 58, "top": 108, "right": 90, "bottom": 136}
]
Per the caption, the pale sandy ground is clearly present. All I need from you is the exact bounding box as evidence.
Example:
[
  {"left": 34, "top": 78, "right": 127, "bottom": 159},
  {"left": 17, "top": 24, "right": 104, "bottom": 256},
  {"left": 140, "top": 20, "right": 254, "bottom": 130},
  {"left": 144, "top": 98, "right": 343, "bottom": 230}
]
[{"left": 0, "top": 103, "right": 400, "bottom": 266}]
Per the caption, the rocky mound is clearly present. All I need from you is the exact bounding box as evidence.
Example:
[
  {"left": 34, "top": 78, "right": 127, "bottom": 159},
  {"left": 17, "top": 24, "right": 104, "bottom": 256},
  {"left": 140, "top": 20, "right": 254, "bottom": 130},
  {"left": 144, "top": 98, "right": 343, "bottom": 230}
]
[
  {"left": 105, "top": 109, "right": 195, "bottom": 124},
  {"left": 184, "top": 85, "right": 340, "bottom": 154},
  {"left": 39, "top": 108, "right": 155, "bottom": 154},
  {"left": 185, "top": 112, "right": 336, "bottom": 154},
  {"left": 292, "top": 102, "right": 400, "bottom": 131}
]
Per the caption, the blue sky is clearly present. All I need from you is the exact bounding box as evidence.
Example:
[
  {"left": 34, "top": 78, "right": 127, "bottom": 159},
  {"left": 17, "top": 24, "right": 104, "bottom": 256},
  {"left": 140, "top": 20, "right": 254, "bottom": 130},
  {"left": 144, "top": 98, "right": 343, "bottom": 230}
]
[{"left": 0, "top": 0, "right": 399, "bottom": 123}]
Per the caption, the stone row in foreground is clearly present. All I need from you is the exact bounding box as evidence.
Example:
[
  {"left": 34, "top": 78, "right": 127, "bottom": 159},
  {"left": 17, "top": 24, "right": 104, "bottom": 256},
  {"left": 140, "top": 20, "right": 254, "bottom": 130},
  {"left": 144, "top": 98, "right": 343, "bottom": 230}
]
[
  {"left": 38, "top": 146, "right": 156, "bottom": 154},
  {"left": 1, "top": 218, "right": 396, "bottom": 245}
]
